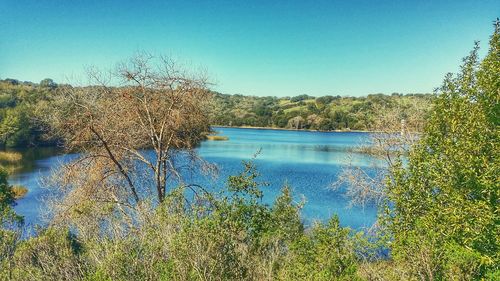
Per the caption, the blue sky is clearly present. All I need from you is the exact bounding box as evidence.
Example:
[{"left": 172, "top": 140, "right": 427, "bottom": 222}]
[{"left": 1, "top": 0, "right": 498, "bottom": 96}]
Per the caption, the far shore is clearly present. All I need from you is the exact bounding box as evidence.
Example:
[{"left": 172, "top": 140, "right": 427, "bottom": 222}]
[{"left": 211, "top": 125, "right": 378, "bottom": 133}]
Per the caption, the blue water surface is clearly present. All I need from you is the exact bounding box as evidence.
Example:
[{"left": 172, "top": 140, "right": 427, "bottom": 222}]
[{"left": 12, "top": 127, "right": 379, "bottom": 230}]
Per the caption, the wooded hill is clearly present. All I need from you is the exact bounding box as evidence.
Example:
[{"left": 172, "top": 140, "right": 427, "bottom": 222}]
[
  {"left": 209, "top": 92, "right": 432, "bottom": 130},
  {"left": 0, "top": 78, "right": 433, "bottom": 147}
]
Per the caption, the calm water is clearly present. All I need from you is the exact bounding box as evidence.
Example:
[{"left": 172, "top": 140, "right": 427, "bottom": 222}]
[{"left": 11, "top": 127, "right": 379, "bottom": 229}]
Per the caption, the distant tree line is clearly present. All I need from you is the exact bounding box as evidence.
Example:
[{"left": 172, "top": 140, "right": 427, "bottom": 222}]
[
  {"left": 208, "top": 92, "right": 433, "bottom": 131},
  {"left": 0, "top": 78, "right": 432, "bottom": 148}
]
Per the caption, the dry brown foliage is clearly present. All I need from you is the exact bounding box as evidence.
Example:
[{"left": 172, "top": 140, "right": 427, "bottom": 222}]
[
  {"left": 42, "top": 53, "right": 215, "bottom": 226},
  {"left": 333, "top": 97, "right": 432, "bottom": 209}
]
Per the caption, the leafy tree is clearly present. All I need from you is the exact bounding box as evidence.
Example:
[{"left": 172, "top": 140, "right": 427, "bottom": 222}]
[
  {"left": 39, "top": 78, "right": 57, "bottom": 89},
  {"left": 290, "top": 94, "right": 312, "bottom": 102},
  {"left": 0, "top": 167, "right": 23, "bottom": 279},
  {"left": 0, "top": 167, "right": 22, "bottom": 228},
  {"left": 385, "top": 22, "right": 500, "bottom": 279},
  {"left": 0, "top": 107, "right": 32, "bottom": 147}
]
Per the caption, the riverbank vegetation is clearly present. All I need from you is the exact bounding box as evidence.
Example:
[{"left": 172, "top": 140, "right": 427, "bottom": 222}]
[
  {"left": 206, "top": 135, "right": 230, "bottom": 141},
  {"left": 0, "top": 23, "right": 498, "bottom": 280},
  {"left": 10, "top": 186, "right": 27, "bottom": 200},
  {"left": 0, "top": 78, "right": 432, "bottom": 149},
  {"left": 0, "top": 152, "right": 22, "bottom": 164}
]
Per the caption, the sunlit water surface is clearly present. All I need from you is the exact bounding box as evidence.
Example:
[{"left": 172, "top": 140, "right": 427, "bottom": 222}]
[{"left": 11, "top": 127, "right": 379, "bottom": 230}]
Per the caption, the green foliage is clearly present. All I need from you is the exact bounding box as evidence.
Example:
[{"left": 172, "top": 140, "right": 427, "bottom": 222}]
[
  {"left": 9, "top": 227, "right": 83, "bottom": 280},
  {"left": 0, "top": 167, "right": 14, "bottom": 209},
  {"left": 0, "top": 76, "right": 431, "bottom": 149},
  {"left": 0, "top": 107, "right": 32, "bottom": 147},
  {"left": 385, "top": 24, "right": 500, "bottom": 280},
  {"left": 0, "top": 76, "right": 432, "bottom": 152},
  {"left": 0, "top": 166, "right": 23, "bottom": 228},
  {"left": 0, "top": 161, "right": 363, "bottom": 280},
  {"left": 0, "top": 166, "right": 23, "bottom": 280},
  {"left": 279, "top": 216, "right": 361, "bottom": 281},
  {"left": 39, "top": 78, "right": 57, "bottom": 89},
  {"left": 208, "top": 91, "right": 432, "bottom": 131},
  {"left": 0, "top": 79, "right": 59, "bottom": 147}
]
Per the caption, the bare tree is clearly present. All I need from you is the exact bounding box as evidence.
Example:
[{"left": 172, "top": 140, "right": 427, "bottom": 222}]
[
  {"left": 43, "top": 53, "right": 214, "bottom": 225},
  {"left": 334, "top": 96, "right": 432, "bottom": 207}
]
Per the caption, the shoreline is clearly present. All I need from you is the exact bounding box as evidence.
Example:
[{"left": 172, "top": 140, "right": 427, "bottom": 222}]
[{"left": 211, "top": 125, "right": 376, "bottom": 133}]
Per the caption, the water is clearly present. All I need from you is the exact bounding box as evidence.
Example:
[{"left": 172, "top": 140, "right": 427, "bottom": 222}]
[{"left": 10, "top": 127, "right": 379, "bottom": 230}]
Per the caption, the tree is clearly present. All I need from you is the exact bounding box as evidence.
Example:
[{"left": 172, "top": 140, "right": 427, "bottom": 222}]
[
  {"left": 0, "top": 167, "right": 23, "bottom": 278},
  {"left": 290, "top": 94, "right": 312, "bottom": 103},
  {"left": 287, "top": 116, "right": 304, "bottom": 129},
  {"left": 39, "top": 78, "right": 57, "bottom": 89},
  {"left": 0, "top": 107, "right": 32, "bottom": 147},
  {"left": 386, "top": 22, "right": 500, "bottom": 279},
  {"left": 44, "top": 53, "right": 213, "bottom": 226},
  {"left": 334, "top": 21, "right": 499, "bottom": 280}
]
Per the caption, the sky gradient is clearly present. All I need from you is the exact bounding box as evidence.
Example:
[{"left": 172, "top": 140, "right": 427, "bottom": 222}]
[{"left": 1, "top": 0, "right": 499, "bottom": 96}]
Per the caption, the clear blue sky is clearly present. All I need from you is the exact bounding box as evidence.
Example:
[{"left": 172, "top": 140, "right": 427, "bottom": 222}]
[{"left": 1, "top": 0, "right": 498, "bottom": 96}]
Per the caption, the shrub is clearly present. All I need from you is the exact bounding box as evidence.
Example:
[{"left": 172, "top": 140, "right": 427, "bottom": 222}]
[
  {"left": 278, "top": 216, "right": 361, "bottom": 281},
  {"left": 10, "top": 228, "right": 83, "bottom": 281}
]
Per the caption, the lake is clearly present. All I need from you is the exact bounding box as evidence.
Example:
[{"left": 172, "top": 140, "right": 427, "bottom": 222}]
[{"left": 10, "top": 127, "right": 379, "bottom": 230}]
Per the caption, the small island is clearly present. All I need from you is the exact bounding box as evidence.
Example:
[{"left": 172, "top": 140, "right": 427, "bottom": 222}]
[{"left": 205, "top": 135, "right": 229, "bottom": 141}]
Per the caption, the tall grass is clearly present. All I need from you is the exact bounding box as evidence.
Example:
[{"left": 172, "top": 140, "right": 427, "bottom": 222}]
[{"left": 0, "top": 151, "right": 22, "bottom": 163}]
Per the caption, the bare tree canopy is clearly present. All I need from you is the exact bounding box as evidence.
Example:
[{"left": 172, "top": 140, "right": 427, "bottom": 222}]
[
  {"left": 333, "top": 97, "right": 432, "bottom": 208},
  {"left": 43, "top": 54, "right": 213, "bottom": 224}
]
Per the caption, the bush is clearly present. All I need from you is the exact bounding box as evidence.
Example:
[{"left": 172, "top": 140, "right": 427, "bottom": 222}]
[
  {"left": 278, "top": 216, "right": 361, "bottom": 281},
  {"left": 10, "top": 228, "right": 83, "bottom": 281}
]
